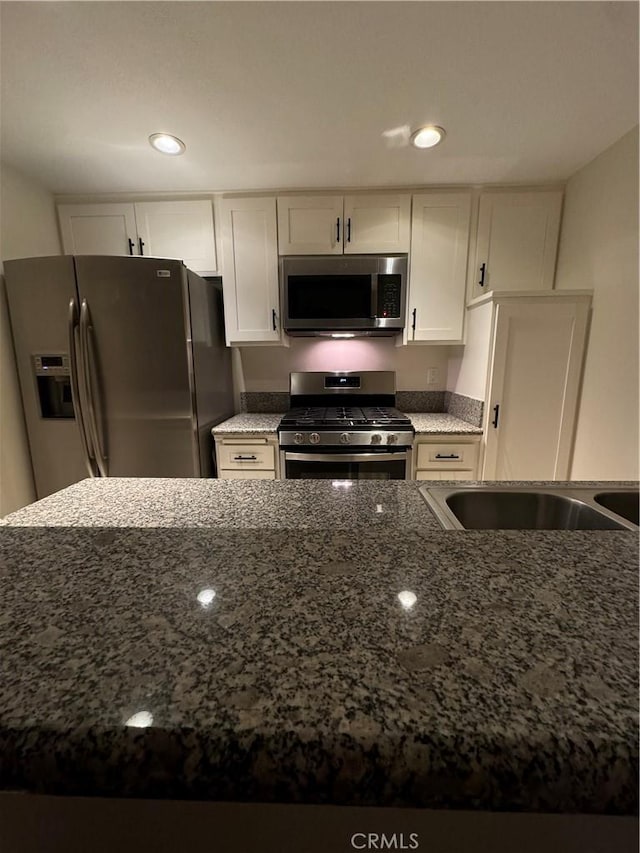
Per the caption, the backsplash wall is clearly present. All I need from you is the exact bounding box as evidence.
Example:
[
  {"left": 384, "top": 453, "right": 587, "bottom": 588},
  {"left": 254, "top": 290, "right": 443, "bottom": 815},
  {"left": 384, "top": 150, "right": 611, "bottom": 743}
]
[
  {"left": 234, "top": 340, "right": 484, "bottom": 425},
  {"left": 236, "top": 338, "right": 451, "bottom": 393}
]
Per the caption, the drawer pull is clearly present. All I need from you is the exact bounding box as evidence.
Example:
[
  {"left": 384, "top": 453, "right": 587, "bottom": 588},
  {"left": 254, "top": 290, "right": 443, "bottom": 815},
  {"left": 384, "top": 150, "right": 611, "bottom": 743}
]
[
  {"left": 233, "top": 454, "right": 258, "bottom": 461},
  {"left": 435, "top": 453, "right": 460, "bottom": 460}
]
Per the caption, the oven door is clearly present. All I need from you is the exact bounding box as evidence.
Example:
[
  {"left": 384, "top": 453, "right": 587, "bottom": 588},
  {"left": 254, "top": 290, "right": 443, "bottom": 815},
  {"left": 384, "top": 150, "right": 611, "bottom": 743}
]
[{"left": 281, "top": 450, "right": 411, "bottom": 480}]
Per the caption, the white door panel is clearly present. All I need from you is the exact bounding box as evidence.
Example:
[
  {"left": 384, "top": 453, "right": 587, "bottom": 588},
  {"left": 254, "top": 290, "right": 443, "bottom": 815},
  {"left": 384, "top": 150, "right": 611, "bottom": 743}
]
[{"left": 484, "top": 299, "right": 589, "bottom": 480}]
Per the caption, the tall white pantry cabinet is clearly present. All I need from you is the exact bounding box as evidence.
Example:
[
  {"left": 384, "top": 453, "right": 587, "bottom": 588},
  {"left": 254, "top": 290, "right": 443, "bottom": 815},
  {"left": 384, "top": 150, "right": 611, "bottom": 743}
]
[{"left": 463, "top": 291, "right": 592, "bottom": 481}]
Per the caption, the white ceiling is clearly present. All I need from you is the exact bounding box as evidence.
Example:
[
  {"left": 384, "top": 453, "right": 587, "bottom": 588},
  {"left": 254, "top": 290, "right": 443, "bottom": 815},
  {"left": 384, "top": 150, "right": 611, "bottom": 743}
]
[{"left": 1, "top": 1, "right": 638, "bottom": 195}]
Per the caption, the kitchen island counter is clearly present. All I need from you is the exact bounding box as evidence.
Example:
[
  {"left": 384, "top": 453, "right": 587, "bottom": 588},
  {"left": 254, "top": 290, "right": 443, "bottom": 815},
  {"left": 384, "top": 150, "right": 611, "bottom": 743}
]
[{"left": 0, "top": 479, "right": 637, "bottom": 817}]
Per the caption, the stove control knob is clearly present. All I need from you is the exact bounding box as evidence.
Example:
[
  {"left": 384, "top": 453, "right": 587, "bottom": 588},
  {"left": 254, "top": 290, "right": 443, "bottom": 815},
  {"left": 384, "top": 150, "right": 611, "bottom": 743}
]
[
  {"left": 339, "top": 432, "right": 350, "bottom": 445},
  {"left": 309, "top": 432, "right": 320, "bottom": 445},
  {"left": 371, "top": 433, "right": 382, "bottom": 444},
  {"left": 294, "top": 433, "right": 304, "bottom": 445},
  {"left": 387, "top": 434, "right": 398, "bottom": 445}
]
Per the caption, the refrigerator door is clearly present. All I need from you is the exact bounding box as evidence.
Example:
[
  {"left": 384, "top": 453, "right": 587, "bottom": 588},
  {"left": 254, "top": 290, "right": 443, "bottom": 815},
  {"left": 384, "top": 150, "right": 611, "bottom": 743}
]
[
  {"left": 4, "top": 256, "right": 96, "bottom": 498},
  {"left": 74, "top": 255, "right": 200, "bottom": 477},
  {"left": 186, "top": 273, "right": 234, "bottom": 476}
]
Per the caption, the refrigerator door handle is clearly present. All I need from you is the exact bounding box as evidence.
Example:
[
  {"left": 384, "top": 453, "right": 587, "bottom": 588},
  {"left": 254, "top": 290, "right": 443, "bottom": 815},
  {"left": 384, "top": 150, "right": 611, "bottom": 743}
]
[
  {"left": 79, "top": 299, "right": 109, "bottom": 477},
  {"left": 68, "top": 298, "right": 98, "bottom": 477}
]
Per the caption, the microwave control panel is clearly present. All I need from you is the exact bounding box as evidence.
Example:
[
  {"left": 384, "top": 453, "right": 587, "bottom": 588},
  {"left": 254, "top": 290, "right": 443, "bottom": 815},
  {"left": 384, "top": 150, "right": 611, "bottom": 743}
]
[{"left": 377, "top": 274, "right": 402, "bottom": 318}]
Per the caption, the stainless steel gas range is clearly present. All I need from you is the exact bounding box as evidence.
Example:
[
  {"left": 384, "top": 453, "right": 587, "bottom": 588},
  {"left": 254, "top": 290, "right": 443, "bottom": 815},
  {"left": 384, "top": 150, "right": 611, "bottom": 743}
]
[{"left": 278, "top": 371, "right": 414, "bottom": 480}]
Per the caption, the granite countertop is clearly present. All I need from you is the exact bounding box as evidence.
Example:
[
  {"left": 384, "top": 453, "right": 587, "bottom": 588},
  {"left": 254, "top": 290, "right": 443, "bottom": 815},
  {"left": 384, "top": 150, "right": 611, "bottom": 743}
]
[
  {"left": 211, "top": 413, "right": 482, "bottom": 435},
  {"left": 405, "top": 413, "right": 483, "bottom": 434},
  {"left": 0, "top": 479, "right": 637, "bottom": 815},
  {"left": 211, "top": 414, "right": 283, "bottom": 434}
]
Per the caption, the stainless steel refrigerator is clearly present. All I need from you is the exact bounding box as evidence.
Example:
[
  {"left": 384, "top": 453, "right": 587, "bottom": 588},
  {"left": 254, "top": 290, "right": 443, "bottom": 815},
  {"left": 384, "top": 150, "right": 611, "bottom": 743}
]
[{"left": 4, "top": 255, "right": 234, "bottom": 499}]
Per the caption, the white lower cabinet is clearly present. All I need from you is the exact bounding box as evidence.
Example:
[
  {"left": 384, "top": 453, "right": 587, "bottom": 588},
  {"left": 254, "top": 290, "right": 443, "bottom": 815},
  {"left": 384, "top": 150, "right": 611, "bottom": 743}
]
[
  {"left": 57, "top": 200, "right": 217, "bottom": 274},
  {"left": 214, "top": 434, "right": 279, "bottom": 479},
  {"left": 219, "top": 197, "right": 281, "bottom": 345},
  {"left": 413, "top": 437, "right": 481, "bottom": 480}
]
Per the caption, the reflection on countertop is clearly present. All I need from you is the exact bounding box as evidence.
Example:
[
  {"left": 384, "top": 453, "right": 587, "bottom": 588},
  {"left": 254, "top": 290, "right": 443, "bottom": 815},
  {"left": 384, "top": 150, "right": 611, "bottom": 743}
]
[{"left": 0, "top": 478, "right": 637, "bottom": 815}]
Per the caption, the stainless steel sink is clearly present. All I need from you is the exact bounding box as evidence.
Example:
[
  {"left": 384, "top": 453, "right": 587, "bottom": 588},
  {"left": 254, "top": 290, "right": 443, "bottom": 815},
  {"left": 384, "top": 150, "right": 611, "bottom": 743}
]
[
  {"left": 593, "top": 491, "right": 639, "bottom": 526},
  {"left": 419, "top": 485, "right": 639, "bottom": 531}
]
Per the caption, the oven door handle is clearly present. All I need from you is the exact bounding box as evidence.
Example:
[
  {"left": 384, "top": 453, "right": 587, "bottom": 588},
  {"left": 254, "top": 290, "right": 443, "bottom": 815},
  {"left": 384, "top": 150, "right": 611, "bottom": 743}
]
[{"left": 283, "top": 451, "right": 407, "bottom": 463}]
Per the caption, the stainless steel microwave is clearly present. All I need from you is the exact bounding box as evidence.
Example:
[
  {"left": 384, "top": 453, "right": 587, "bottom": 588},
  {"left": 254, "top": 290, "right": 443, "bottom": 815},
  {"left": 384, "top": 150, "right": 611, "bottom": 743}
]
[{"left": 281, "top": 255, "right": 408, "bottom": 336}]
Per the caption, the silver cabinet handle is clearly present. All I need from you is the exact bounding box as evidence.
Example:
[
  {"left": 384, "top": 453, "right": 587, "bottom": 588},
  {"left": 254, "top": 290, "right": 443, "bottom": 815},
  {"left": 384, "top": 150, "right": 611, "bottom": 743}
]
[
  {"left": 80, "top": 299, "right": 108, "bottom": 477},
  {"left": 68, "top": 298, "right": 98, "bottom": 477},
  {"left": 234, "top": 454, "right": 258, "bottom": 461},
  {"left": 435, "top": 453, "right": 460, "bottom": 460}
]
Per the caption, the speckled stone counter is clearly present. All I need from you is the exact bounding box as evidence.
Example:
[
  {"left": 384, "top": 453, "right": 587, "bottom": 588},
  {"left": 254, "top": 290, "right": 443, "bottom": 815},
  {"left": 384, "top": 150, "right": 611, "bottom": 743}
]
[
  {"left": 0, "top": 479, "right": 436, "bottom": 530},
  {"left": 406, "top": 413, "right": 483, "bottom": 434},
  {"left": 0, "top": 480, "right": 637, "bottom": 816},
  {"left": 211, "top": 412, "right": 482, "bottom": 436},
  {"left": 211, "top": 413, "right": 283, "bottom": 434}
]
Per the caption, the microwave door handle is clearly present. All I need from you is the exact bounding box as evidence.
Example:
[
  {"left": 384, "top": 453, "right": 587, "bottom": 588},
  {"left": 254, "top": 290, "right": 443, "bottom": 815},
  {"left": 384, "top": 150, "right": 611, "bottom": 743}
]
[{"left": 371, "top": 273, "right": 378, "bottom": 318}]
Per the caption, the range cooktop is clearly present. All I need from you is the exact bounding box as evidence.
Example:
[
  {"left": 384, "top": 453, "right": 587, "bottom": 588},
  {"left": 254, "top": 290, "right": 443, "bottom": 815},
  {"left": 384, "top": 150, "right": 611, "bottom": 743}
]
[{"left": 278, "top": 371, "right": 414, "bottom": 449}]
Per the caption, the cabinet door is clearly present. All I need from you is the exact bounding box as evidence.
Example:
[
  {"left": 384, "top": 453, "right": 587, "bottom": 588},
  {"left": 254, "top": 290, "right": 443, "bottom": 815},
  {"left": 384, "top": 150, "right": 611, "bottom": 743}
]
[
  {"left": 343, "top": 194, "right": 411, "bottom": 254},
  {"left": 277, "top": 196, "right": 343, "bottom": 255},
  {"left": 483, "top": 297, "right": 590, "bottom": 480},
  {"left": 58, "top": 203, "right": 137, "bottom": 256},
  {"left": 220, "top": 197, "right": 280, "bottom": 344},
  {"left": 134, "top": 201, "right": 217, "bottom": 273},
  {"left": 408, "top": 193, "right": 471, "bottom": 342},
  {"left": 473, "top": 191, "right": 563, "bottom": 296}
]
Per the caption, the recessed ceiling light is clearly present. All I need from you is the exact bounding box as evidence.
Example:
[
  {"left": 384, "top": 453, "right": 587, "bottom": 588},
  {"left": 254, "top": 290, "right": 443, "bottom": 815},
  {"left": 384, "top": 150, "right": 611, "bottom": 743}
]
[
  {"left": 410, "top": 126, "right": 446, "bottom": 149},
  {"left": 148, "top": 133, "right": 186, "bottom": 155}
]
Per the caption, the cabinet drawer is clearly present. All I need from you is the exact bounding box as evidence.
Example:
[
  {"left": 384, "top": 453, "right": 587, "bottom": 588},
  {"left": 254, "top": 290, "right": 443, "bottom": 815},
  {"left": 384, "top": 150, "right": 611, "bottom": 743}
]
[
  {"left": 218, "top": 444, "right": 275, "bottom": 470},
  {"left": 416, "top": 442, "right": 478, "bottom": 470},
  {"left": 218, "top": 469, "right": 275, "bottom": 480},
  {"left": 416, "top": 470, "right": 476, "bottom": 481}
]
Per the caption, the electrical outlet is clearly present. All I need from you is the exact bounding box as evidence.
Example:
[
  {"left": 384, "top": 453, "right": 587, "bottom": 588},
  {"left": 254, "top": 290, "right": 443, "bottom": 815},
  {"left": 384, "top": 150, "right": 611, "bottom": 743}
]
[{"left": 426, "top": 367, "right": 439, "bottom": 385}]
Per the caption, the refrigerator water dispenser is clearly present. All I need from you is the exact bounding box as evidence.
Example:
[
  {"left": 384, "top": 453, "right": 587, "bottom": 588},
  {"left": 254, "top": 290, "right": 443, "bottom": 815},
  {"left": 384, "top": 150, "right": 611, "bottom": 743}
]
[{"left": 33, "top": 354, "right": 74, "bottom": 419}]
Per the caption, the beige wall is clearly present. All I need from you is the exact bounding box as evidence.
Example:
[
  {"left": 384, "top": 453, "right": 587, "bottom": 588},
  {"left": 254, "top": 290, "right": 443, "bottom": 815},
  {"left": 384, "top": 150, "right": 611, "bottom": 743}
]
[
  {"left": 555, "top": 126, "right": 639, "bottom": 480},
  {"left": 0, "top": 162, "right": 61, "bottom": 515}
]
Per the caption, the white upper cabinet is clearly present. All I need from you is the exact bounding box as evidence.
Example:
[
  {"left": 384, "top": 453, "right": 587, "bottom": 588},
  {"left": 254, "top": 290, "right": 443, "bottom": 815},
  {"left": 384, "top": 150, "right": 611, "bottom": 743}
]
[
  {"left": 343, "top": 194, "right": 411, "bottom": 254},
  {"left": 277, "top": 196, "right": 343, "bottom": 255},
  {"left": 276, "top": 194, "right": 410, "bottom": 255},
  {"left": 220, "top": 196, "right": 281, "bottom": 345},
  {"left": 133, "top": 201, "right": 217, "bottom": 273},
  {"left": 58, "top": 203, "right": 138, "bottom": 257},
  {"left": 471, "top": 190, "right": 563, "bottom": 297},
  {"left": 408, "top": 192, "right": 471, "bottom": 342},
  {"left": 57, "top": 200, "right": 217, "bottom": 274}
]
